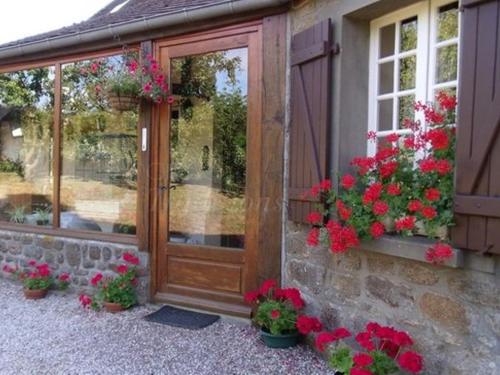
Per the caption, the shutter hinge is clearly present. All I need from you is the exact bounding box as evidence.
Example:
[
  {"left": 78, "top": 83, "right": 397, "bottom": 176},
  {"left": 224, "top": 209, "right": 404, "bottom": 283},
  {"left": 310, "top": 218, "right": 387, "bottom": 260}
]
[
  {"left": 480, "top": 244, "right": 494, "bottom": 255},
  {"left": 331, "top": 43, "right": 341, "bottom": 56}
]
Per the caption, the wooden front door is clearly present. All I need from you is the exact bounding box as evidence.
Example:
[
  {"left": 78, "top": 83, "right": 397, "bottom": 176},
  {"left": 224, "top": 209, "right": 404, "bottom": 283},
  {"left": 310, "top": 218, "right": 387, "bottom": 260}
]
[{"left": 154, "top": 25, "right": 262, "bottom": 316}]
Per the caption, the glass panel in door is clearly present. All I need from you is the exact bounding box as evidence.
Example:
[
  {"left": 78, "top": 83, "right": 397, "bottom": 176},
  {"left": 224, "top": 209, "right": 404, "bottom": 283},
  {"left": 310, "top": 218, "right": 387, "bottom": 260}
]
[{"left": 168, "top": 48, "right": 248, "bottom": 249}]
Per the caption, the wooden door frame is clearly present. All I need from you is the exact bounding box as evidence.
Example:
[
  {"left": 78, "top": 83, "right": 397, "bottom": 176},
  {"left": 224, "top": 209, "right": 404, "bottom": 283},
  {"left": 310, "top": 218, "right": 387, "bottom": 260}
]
[
  {"left": 149, "top": 21, "right": 262, "bottom": 314},
  {"left": 148, "top": 16, "right": 287, "bottom": 316}
]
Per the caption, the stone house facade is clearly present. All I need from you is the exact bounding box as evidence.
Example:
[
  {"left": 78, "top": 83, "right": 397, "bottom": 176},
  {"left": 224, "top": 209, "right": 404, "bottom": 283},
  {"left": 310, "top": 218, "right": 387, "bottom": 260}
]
[{"left": 0, "top": 0, "right": 499, "bottom": 374}]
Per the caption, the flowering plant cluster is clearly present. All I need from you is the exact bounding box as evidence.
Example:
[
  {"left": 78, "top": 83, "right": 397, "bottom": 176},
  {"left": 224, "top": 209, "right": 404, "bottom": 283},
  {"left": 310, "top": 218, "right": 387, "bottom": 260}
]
[
  {"left": 79, "top": 252, "right": 140, "bottom": 310},
  {"left": 306, "top": 92, "right": 457, "bottom": 264},
  {"left": 3, "top": 260, "right": 70, "bottom": 290},
  {"left": 79, "top": 53, "right": 174, "bottom": 104},
  {"left": 315, "top": 322, "right": 423, "bottom": 375},
  {"left": 244, "top": 279, "right": 322, "bottom": 336}
]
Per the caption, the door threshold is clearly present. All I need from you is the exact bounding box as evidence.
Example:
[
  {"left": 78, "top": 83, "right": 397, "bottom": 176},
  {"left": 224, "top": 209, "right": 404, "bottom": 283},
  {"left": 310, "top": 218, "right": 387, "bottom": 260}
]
[{"left": 154, "top": 292, "right": 252, "bottom": 318}]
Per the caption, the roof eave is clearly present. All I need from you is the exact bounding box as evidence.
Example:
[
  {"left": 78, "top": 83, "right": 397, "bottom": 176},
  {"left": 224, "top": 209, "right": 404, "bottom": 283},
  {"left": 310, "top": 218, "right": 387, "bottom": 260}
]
[{"left": 0, "top": 0, "right": 290, "bottom": 61}]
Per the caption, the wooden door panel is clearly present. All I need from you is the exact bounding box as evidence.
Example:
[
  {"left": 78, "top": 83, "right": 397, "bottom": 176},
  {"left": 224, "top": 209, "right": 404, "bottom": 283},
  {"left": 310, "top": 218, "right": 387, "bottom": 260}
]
[
  {"left": 154, "top": 25, "right": 262, "bottom": 315},
  {"left": 167, "top": 257, "right": 243, "bottom": 293}
]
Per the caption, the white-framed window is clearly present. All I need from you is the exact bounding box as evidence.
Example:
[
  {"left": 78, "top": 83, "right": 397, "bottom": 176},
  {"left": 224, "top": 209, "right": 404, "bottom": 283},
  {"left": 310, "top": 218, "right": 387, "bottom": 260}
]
[{"left": 367, "top": 0, "right": 460, "bottom": 154}]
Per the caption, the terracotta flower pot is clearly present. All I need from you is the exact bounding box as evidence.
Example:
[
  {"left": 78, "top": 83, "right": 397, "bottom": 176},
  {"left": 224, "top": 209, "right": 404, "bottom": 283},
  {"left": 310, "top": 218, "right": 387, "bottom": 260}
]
[
  {"left": 260, "top": 328, "right": 300, "bottom": 349},
  {"left": 23, "top": 288, "right": 48, "bottom": 300},
  {"left": 108, "top": 93, "right": 139, "bottom": 112},
  {"left": 103, "top": 302, "right": 125, "bottom": 313}
]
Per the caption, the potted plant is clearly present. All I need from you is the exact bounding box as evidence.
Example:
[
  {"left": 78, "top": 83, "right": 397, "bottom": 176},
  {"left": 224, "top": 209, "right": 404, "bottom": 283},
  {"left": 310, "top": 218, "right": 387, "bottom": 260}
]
[
  {"left": 315, "top": 322, "right": 424, "bottom": 375},
  {"left": 244, "top": 279, "right": 322, "bottom": 348},
  {"left": 34, "top": 205, "right": 51, "bottom": 226},
  {"left": 7, "top": 205, "right": 26, "bottom": 224},
  {"left": 106, "top": 71, "right": 141, "bottom": 112},
  {"left": 79, "top": 252, "right": 140, "bottom": 313},
  {"left": 2, "top": 260, "right": 70, "bottom": 299},
  {"left": 305, "top": 91, "right": 457, "bottom": 265}
]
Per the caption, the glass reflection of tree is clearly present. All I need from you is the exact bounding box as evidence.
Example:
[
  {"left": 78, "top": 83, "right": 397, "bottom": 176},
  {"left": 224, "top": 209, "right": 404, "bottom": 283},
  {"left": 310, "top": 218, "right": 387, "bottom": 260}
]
[{"left": 171, "top": 51, "right": 247, "bottom": 196}]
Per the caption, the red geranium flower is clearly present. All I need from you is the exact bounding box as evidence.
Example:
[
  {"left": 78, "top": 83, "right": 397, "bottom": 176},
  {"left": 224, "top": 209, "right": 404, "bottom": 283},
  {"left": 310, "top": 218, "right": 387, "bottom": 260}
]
[
  {"left": 386, "top": 133, "right": 400, "bottom": 143},
  {"left": 407, "top": 200, "right": 422, "bottom": 212},
  {"left": 315, "top": 332, "right": 335, "bottom": 352},
  {"left": 332, "top": 327, "right": 352, "bottom": 340},
  {"left": 260, "top": 279, "right": 277, "bottom": 295},
  {"left": 28, "top": 259, "right": 37, "bottom": 266},
  {"left": 419, "top": 158, "right": 437, "bottom": 173},
  {"left": 353, "top": 352, "right": 373, "bottom": 368},
  {"left": 270, "top": 310, "right": 281, "bottom": 319},
  {"left": 398, "top": 351, "right": 423, "bottom": 374},
  {"left": 123, "top": 252, "right": 140, "bottom": 265},
  {"left": 320, "top": 179, "right": 332, "bottom": 191},
  {"left": 437, "top": 91, "right": 457, "bottom": 111},
  {"left": 306, "top": 211, "right": 323, "bottom": 225},
  {"left": 296, "top": 315, "right": 323, "bottom": 335},
  {"left": 79, "top": 294, "right": 92, "bottom": 308},
  {"left": 117, "top": 264, "right": 129, "bottom": 274},
  {"left": 307, "top": 228, "right": 320, "bottom": 246},
  {"left": 393, "top": 331, "right": 414, "bottom": 347},
  {"left": 421, "top": 206, "right": 437, "bottom": 219},
  {"left": 379, "top": 161, "right": 398, "bottom": 179},
  {"left": 426, "top": 243, "right": 453, "bottom": 264},
  {"left": 363, "top": 182, "right": 383, "bottom": 204},
  {"left": 435, "top": 159, "right": 452, "bottom": 175},
  {"left": 424, "top": 188, "right": 440, "bottom": 201},
  {"left": 387, "top": 183, "right": 401, "bottom": 196},
  {"left": 355, "top": 332, "right": 376, "bottom": 351},
  {"left": 372, "top": 200, "right": 389, "bottom": 216},
  {"left": 425, "top": 128, "right": 449, "bottom": 150},
  {"left": 337, "top": 200, "right": 352, "bottom": 221},
  {"left": 58, "top": 273, "right": 70, "bottom": 282},
  {"left": 90, "top": 273, "right": 103, "bottom": 286},
  {"left": 370, "top": 222, "right": 385, "bottom": 239},
  {"left": 243, "top": 290, "right": 260, "bottom": 304},
  {"left": 341, "top": 174, "right": 356, "bottom": 190},
  {"left": 395, "top": 216, "right": 416, "bottom": 231}
]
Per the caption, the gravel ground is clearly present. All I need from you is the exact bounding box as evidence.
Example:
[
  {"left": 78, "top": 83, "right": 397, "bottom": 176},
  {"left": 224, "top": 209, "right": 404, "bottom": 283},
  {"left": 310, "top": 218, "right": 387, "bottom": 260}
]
[{"left": 0, "top": 279, "right": 333, "bottom": 375}]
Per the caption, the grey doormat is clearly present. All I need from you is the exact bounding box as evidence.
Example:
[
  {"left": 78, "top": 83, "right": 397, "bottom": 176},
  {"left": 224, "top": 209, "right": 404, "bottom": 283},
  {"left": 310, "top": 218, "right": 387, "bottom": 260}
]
[{"left": 144, "top": 305, "right": 220, "bottom": 330}]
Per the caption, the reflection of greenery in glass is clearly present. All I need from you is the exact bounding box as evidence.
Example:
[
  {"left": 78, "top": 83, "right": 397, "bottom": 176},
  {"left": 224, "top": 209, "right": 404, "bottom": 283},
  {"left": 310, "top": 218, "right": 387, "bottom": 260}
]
[
  {"left": 399, "top": 55, "right": 416, "bottom": 90},
  {"left": 61, "top": 55, "right": 138, "bottom": 234},
  {"left": 436, "top": 44, "right": 458, "bottom": 83},
  {"left": 437, "top": 3, "right": 458, "bottom": 42},
  {"left": 168, "top": 48, "right": 247, "bottom": 249},
  {"left": 0, "top": 67, "right": 54, "bottom": 225},
  {"left": 398, "top": 95, "right": 415, "bottom": 128},
  {"left": 400, "top": 17, "right": 417, "bottom": 52}
]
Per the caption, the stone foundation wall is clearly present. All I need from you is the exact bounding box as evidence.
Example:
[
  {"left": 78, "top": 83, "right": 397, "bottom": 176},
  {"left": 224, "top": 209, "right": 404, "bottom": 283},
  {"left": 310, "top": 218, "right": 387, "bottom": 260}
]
[
  {"left": 0, "top": 230, "right": 149, "bottom": 303},
  {"left": 285, "top": 223, "right": 499, "bottom": 375}
]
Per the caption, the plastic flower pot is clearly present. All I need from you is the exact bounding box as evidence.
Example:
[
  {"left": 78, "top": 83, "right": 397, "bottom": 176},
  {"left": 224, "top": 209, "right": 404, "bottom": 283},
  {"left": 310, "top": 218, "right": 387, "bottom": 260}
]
[
  {"left": 107, "top": 93, "right": 139, "bottom": 112},
  {"left": 103, "top": 302, "right": 125, "bottom": 313},
  {"left": 260, "top": 328, "right": 300, "bottom": 349},
  {"left": 23, "top": 288, "right": 48, "bottom": 300}
]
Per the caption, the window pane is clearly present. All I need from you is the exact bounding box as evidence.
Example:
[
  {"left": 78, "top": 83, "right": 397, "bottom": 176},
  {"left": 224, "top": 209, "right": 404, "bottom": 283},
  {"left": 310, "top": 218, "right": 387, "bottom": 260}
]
[
  {"left": 436, "top": 44, "right": 458, "bottom": 83},
  {"left": 379, "top": 61, "right": 394, "bottom": 95},
  {"left": 61, "top": 56, "right": 138, "bottom": 234},
  {"left": 400, "top": 16, "right": 418, "bottom": 52},
  {"left": 0, "top": 67, "right": 54, "bottom": 226},
  {"left": 438, "top": 2, "right": 459, "bottom": 42},
  {"left": 168, "top": 48, "right": 248, "bottom": 249},
  {"left": 378, "top": 99, "right": 393, "bottom": 131},
  {"left": 398, "top": 94, "right": 415, "bottom": 129},
  {"left": 380, "top": 24, "right": 395, "bottom": 58},
  {"left": 399, "top": 55, "right": 416, "bottom": 90}
]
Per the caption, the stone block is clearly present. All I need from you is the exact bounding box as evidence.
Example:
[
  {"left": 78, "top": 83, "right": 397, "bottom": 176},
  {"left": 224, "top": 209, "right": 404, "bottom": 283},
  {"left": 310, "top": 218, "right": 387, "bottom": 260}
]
[
  {"left": 366, "top": 275, "right": 414, "bottom": 307},
  {"left": 399, "top": 260, "right": 440, "bottom": 285},
  {"left": 419, "top": 292, "right": 469, "bottom": 333},
  {"left": 35, "top": 236, "right": 54, "bottom": 249},
  {"left": 65, "top": 243, "right": 81, "bottom": 267},
  {"left": 366, "top": 253, "right": 395, "bottom": 274},
  {"left": 23, "top": 245, "right": 42, "bottom": 260},
  {"left": 448, "top": 274, "right": 500, "bottom": 308},
  {"left": 89, "top": 246, "right": 101, "bottom": 261},
  {"left": 287, "top": 259, "right": 326, "bottom": 295},
  {"left": 102, "top": 247, "right": 112, "bottom": 261},
  {"left": 8, "top": 244, "right": 22, "bottom": 255}
]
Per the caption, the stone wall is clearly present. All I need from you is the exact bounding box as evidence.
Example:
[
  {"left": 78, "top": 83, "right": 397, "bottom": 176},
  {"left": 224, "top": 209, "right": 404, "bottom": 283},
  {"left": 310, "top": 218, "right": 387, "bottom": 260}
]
[
  {"left": 0, "top": 230, "right": 149, "bottom": 303},
  {"left": 285, "top": 222, "right": 500, "bottom": 375}
]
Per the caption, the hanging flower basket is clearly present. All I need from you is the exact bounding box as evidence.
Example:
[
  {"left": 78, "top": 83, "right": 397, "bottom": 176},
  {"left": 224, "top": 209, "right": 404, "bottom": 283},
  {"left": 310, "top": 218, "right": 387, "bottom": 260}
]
[{"left": 107, "top": 92, "right": 140, "bottom": 112}]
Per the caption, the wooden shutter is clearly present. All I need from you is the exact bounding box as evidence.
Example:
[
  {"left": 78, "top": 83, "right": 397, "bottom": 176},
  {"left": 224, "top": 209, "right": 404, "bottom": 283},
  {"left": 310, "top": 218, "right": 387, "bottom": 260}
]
[
  {"left": 452, "top": 0, "right": 500, "bottom": 254},
  {"left": 288, "top": 19, "right": 333, "bottom": 223}
]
